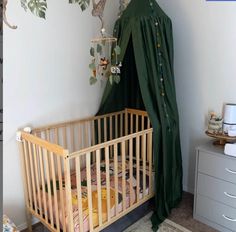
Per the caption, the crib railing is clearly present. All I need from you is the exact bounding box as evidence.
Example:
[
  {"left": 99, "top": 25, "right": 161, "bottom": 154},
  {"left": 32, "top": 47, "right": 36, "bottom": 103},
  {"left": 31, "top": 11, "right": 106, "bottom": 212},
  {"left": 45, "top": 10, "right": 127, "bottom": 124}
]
[
  {"left": 17, "top": 109, "right": 153, "bottom": 232},
  {"left": 17, "top": 131, "right": 68, "bottom": 232},
  {"left": 66, "top": 128, "right": 153, "bottom": 232},
  {"left": 31, "top": 109, "right": 151, "bottom": 152}
]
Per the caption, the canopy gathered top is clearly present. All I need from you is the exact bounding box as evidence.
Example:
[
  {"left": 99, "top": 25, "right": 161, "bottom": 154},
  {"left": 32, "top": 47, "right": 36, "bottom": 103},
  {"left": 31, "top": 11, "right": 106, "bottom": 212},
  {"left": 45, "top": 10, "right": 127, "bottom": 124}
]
[{"left": 97, "top": 0, "right": 183, "bottom": 230}]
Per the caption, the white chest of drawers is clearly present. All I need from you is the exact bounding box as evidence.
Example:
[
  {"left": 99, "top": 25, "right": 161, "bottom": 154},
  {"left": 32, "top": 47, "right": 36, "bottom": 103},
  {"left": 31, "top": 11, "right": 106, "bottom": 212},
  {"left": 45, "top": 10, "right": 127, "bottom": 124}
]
[{"left": 194, "top": 144, "right": 236, "bottom": 232}]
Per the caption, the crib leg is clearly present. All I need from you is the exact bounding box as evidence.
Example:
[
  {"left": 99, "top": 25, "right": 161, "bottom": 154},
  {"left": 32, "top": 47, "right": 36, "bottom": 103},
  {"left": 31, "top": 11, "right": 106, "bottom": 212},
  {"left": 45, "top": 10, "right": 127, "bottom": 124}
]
[{"left": 26, "top": 210, "right": 32, "bottom": 232}]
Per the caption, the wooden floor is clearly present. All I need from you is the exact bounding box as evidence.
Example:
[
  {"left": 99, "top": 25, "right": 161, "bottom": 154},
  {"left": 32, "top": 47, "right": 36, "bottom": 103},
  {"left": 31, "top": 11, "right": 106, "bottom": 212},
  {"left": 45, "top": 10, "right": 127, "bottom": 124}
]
[{"left": 22, "top": 192, "right": 218, "bottom": 232}]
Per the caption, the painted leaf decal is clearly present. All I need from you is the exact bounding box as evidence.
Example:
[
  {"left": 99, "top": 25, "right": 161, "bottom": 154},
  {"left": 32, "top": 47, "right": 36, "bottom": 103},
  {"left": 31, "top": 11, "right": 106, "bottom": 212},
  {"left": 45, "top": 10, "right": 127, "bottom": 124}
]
[
  {"left": 114, "top": 45, "right": 121, "bottom": 55},
  {"left": 89, "top": 76, "right": 97, "bottom": 85},
  {"left": 90, "top": 47, "right": 95, "bottom": 57},
  {"left": 27, "top": 0, "right": 47, "bottom": 19},
  {"left": 97, "top": 44, "right": 102, "bottom": 55},
  {"left": 114, "top": 75, "right": 121, "bottom": 84},
  {"left": 21, "top": 0, "right": 28, "bottom": 11},
  {"left": 21, "top": 0, "right": 90, "bottom": 18},
  {"left": 69, "top": 0, "right": 90, "bottom": 11},
  {"left": 89, "top": 62, "right": 96, "bottom": 70}
]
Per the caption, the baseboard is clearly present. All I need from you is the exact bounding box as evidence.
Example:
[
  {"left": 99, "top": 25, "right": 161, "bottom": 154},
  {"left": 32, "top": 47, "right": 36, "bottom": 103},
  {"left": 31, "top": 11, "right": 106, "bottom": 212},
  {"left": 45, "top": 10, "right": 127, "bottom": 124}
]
[
  {"left": 183, "top": 185, "right": 194, "bottom": 194},
  {"left": 17, "top": 217, "right": 39, "bottom": 231}
]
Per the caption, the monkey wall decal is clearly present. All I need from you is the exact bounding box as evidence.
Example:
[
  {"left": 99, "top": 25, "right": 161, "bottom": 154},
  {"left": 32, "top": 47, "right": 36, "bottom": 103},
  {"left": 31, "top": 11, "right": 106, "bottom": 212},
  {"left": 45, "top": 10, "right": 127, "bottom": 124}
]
[
  {"left": 2, "top": 0, "right": 17, "bottom": 29},
  {"left": 91, "top": 0, "right": 107, "bottom": 32}
]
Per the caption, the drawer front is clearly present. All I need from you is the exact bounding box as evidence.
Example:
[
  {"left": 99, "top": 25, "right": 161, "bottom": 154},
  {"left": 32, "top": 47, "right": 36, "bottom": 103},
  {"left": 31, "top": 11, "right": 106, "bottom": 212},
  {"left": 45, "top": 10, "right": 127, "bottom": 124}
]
[
  {"left": 196, "top": 195, "right": 236, "bottom": 231},
  {"left": 198, "top": 151, "right": 236, "bottom": 184},
  {"left": 198, "top": 173, "right": 236, "bottom": 208}
]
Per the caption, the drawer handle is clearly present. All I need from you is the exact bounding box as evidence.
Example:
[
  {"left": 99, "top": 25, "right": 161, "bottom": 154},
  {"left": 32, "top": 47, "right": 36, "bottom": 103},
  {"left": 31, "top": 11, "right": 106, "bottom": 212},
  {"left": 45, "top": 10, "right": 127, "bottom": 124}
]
[
  {"left": 222, "top": 214, "right": 236, "bottom": 222},
  {"left": 224, "top": 192, "right": 236, "bottom": 199},
  {"left": 225, "top": 168, "right": 236, "bottom": 174}
]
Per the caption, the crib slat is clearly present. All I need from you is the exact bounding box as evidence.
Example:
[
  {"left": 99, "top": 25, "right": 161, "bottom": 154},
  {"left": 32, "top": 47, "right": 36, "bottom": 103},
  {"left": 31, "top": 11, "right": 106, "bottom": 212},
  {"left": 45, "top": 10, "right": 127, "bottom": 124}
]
[
  {"left": 23, "top": 140, "right": 33, "bottom": 210},
  {"left": 105, "top": 147, "right": 111, "bottom": 221},
  {"left": 54, "top": 128, "right": 59, "bottom": 144},
  {"left": 56, "top": 156, "right": 66, "bottom": 232},
  {"left": 78, "top": 124, "right": 84, "bottom": 167},
  {"left": 64, "top": 157, "right": 74, "bottom": 232},
  {"left": 136, "top": 115, "right": 139, "bottom": 132},
  {"left": 38, "top": 146, "right": 48, "bottom": 222},
  {"left": 92, "top": 120, "right": 95, "bottom": 146},
  {"left": 148, "top": 132, "right": 153, "bottom": 194},
  {"left": 96, "top": 150, "right": 102, "bottom": 226},
  {"left": 121, "top": 141, "right": 126, "bottom": 211},
  {"left": 104, "top": 117, "right": 107, "bottom": 142},
  {"left": 54, "top": 129, "right": 59, "bottom": 177},
  {"left": 33, "top": 144, "right": 42, "bottom": 217},
  {"left": 109, "top": 116, "right": 113, "bottom": 157},
  {"left": 129, "top": 138, "right": 133, "bottom": 207},
  {"left": 84, "top": 122, "right": 88, "bottom": 148},
  {"left": 50, "top": 152, "right": 60, "bottom": 231},
  {"left": 91, "top": 120, "right": 96, "bottom": 162},
  {"left": 125, "top": 110, "right": 128, "bottom": 136},
  {"left": 63, "top": 127, "right": 67, "bottom": 149},
  {"left": 43, "top": 148, "right": 54, "bottom": 226},
  {"left": 70, "top": 124, "right": 75, "bottom": 174},
  {"left": 142, "top": 134, "right": 146, "bottom": 198},
  {"left": 28, "top": 142, "right": 38, "bottom": 213},
  {"left": 147, "top": 118, "right": 151, "bottom": 129},
  {"left": 84, "top": 123, "right": 89, "bottom": 167},
  {"left": 98, "top": 119, "right": 101, "bottom": 144},
  {"left": 120, "top": 114, "right": 123, "bottom": 137},
  {"left": 130, "top": 113, "right": 133, "bottom": 134},
  {"left": 78, "top": 124, "right": 82, "bottom": 150},
  {"left": 114, "top": 143, "right": 119, "bottom": 216},
  {"left": 75, "top": 157, "right": 84, "bottom": 232},
  {"left": 46, "top": 130, "right": 50, "bottom": 141},
  {"left": 71, "top": 125, "right": 75, "bottom": 151},
  {"left": 141, "top": 116, "right": 144, "bottom": 131},
  {"left": 136, "top": 136, "right": 140, "bottom": 202},
  {"left": 109, "top": 116, "right": 113, "bottom": 141},
  {"left": 115, "top": 114, "right": 118, "bottom": 139},
  {"left": 86, "top": 152, "right": 94, "bottom": 231}
]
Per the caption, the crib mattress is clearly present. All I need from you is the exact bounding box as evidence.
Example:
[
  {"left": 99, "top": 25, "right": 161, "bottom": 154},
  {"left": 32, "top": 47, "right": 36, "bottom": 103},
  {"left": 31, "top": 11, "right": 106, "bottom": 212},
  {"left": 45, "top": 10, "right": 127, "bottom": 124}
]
[{"left": 39, "top": 159, "right": 152, "bottom": 232}]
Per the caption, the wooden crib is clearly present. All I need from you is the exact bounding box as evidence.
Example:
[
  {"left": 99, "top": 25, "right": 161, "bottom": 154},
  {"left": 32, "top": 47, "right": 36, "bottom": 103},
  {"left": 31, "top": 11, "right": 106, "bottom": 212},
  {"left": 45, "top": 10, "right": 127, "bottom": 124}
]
[{"left": 17, "top": 108, "right": 154, "bottom": 232}]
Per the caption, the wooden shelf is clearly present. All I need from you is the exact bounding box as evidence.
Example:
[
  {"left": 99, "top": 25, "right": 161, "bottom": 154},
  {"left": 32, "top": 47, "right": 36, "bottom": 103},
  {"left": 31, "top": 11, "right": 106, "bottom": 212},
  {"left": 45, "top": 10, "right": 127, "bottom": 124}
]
[{"left": 205, "top": 131, "right": 236, "bottom": 146}]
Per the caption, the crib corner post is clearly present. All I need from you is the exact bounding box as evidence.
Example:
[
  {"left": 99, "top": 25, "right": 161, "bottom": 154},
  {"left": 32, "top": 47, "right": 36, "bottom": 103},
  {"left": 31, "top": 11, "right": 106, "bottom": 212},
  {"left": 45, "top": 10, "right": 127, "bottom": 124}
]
[
  {"left": 17, "top": 132, "right": 32, "bottom": 231},
  {"left": 64, "top": 151, "right": 74, "bottom": 232},
  {"left": 26, "top": 210, "right": 33, "bottom": 232}
]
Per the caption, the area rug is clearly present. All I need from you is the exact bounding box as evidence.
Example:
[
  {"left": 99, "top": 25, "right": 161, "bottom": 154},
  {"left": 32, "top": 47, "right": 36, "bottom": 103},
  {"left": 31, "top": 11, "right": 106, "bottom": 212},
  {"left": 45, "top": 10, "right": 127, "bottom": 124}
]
[{"left": 124, "top": 212, "right": 192, "bottom": 232}]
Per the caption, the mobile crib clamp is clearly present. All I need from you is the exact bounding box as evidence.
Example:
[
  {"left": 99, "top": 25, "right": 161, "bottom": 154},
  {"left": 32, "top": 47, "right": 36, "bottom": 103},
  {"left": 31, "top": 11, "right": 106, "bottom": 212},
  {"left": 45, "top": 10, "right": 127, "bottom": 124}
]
[{"left": 16, "top": 127, "right": 32, "bottom": 142}]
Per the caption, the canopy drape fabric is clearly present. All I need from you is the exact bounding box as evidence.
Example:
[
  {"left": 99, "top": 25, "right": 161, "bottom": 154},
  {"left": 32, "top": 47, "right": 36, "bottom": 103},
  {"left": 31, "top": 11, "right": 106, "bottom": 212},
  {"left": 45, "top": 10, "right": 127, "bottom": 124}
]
[{"left": 97, "top": 0, "right": 182, "bottom": 230}]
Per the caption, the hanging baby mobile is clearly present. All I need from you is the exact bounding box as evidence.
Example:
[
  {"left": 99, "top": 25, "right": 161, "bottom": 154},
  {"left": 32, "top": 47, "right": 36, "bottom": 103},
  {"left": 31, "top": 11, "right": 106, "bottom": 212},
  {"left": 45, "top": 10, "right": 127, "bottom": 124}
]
[{"left": 89, "top": 0, "right": 122, "bottom": 85}]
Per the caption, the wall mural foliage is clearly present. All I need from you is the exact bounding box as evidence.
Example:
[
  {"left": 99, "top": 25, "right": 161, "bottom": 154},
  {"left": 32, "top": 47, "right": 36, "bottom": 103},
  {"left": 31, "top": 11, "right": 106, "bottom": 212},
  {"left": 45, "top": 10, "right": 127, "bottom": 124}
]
[{"left": 20, "top": 0, "right": 90, "bottom": 19}]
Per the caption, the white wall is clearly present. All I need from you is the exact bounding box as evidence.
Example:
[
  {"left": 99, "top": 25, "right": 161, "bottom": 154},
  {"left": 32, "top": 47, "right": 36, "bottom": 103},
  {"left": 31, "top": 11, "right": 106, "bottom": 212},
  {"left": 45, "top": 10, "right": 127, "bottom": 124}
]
[
  {"left": 3, "top": 0, "right": 119, "bottom": 229},
  {"left": 158, "top": 0, "right": 236, "bottom": 193}
]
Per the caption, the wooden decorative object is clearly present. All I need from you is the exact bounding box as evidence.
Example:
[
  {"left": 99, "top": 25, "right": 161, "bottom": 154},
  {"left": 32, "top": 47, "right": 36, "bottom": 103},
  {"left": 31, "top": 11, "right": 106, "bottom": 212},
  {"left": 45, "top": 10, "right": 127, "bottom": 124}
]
[{"left": 205, "top": 131, "right": 236, "bottom": 146}]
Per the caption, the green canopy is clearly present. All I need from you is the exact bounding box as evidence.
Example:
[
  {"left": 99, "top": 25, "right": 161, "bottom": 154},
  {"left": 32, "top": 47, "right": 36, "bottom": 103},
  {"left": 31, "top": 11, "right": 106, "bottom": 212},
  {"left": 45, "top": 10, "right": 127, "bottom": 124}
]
[{"left": 97, "top": 0, "right": 182, "bottom": 230}]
